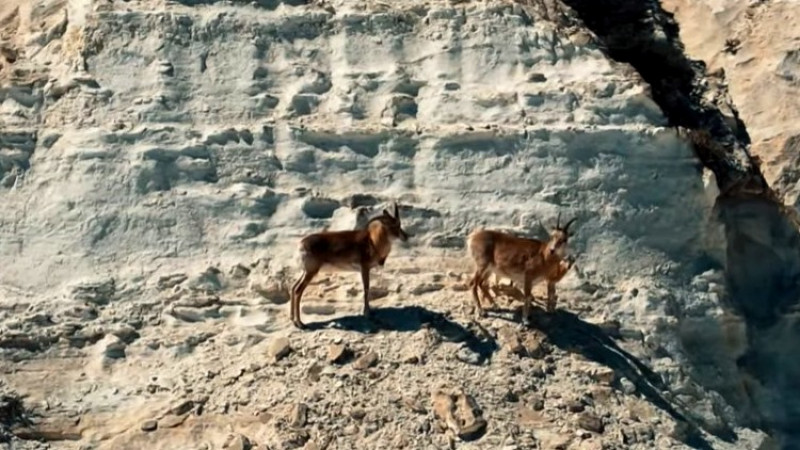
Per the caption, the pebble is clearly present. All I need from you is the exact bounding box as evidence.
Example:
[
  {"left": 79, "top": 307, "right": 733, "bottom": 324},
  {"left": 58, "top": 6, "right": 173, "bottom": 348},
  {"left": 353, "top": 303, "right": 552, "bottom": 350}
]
[
  {"left": 577, "top": 413, "right": 604, "bottom": 434},
  {"left": 620, "top": 377, "right": 636, "bottom": 395},
  {"left": 410, "top": 283, "right": 444, "bottom": 295},
  {"left": 327, "top": 343, "right": 351, "bottom": 364},
  {"left": 222, "top": 433, "right": 252, "bottom": 450},
  {"left": 566, "top": 399, "right": 585, "bottom": 413},
  {"left": 140, "top": 420, "right": 158, "bottom": 432},
  {"left": 431, "top": 387, "right": 487, "bottom": 440},
  {"left": 353, "top": 351, "right": 378, "bottom": 370},
  {"left": 268, "top": 337, "right": 292, "bottom": 361},
  {"left": 455, "top": 346, "right": 482, "bottom": 365},
  {"left": 289, "top": 403, "right": 309, "bottom": 428},
  {"left": 589, "top": 367, "right": 616, "bottom": 385},
  {"left": 169, "top": 400, "right": 194, "bottom": 416}
]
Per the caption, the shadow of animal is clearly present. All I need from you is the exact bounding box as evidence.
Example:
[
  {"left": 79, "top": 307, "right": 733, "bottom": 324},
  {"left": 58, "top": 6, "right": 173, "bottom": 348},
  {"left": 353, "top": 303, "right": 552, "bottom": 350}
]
[
  {"left": 527, "top": 307, "right": 737, "bottom": 449},
  {"left": 305, "top": 306, "right": 499, "bottom": 365}
]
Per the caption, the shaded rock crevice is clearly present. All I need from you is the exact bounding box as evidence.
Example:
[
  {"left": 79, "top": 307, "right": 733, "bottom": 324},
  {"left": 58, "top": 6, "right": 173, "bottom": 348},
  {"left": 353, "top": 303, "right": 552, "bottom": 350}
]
[
  {"left": 530, "top": 0, "right": 768, "bottom": 199},
  {"left": 538, "top": 0, "right": 800, "bottom": 446}
]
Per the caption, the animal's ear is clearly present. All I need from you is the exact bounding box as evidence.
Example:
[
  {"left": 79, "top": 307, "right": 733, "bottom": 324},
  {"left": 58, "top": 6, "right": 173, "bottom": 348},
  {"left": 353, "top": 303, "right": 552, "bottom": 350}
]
[
  {"left": 393, "top": 202, "right": 400, "bottom": 219},
  {"left": 383, "top": 208, "right": 392, "bottom": 218}
]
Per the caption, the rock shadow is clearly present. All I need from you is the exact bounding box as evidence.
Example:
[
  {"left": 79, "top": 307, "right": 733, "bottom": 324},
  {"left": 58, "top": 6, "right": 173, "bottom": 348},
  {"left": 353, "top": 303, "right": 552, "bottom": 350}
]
[
  {"left": 305, "top": 306, "right": 499, "bottom": 364},
  {"left": 529, "top": 307, "right": 735, "bottom": 450}
]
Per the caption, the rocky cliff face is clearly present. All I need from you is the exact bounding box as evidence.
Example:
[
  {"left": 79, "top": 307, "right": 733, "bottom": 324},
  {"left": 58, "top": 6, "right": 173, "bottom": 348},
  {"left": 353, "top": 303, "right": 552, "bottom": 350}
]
[{"left": 0, "top": 0, "right": 795, "bottom": 449}]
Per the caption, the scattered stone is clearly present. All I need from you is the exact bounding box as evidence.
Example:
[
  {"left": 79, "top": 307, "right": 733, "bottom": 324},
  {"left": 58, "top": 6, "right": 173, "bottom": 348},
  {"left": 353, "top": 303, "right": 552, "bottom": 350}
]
[
  {"left": 520, "top": 331, "right": 549, "bottom": 359},
  {"left": 289, "top": 403, "right": 308, "bottom": 428},
  {"left": 401, "top": 348, "right": 422, "bottom": 364},
  {"left": 157, "top": 273, "right": 188, "bottom": 291},
  {"left": 527, "top": 72, "right": 547, "bottom": 82},
  {"left": 110, "top": 324, "right": 140, "bottom": 344},
  {"left": 306, "top": 362, "right": 323, "bottom": 382},
  {"left": 367, "top": 286, "right": 390, "bottom": 300},
  {"left": 402, "top": 396, "right": 426, "bottom": 414},
  {"left": 327, "top": 343, "right": 351, "bottom": 364},
  {"left": 188, "top": 267, "right": 224, "bottom": 292},
  {"left": 169, "top": 400, "right": 194, "bottom": 416},
  {"left": 174, "top": 293, "right": 220, "bottom": 308},
  {"left": 353, "top": 351, "right": 378, "bottom": 370},
  {"left": 534, "top": 430, "right": 572, "bottom": 449},
  {"left": 577, "top": 413, "right": 604, "bottom": 434},
  {"left": 450, "top": 283, "right": 469, "bottom": 292},
  {"left": 497, "top": 326, "right": 525, "bottom": 356},
  {"left": 159, "top": 414, "right": 188, "bottom": 429},
  {"left": 141, "top": 420, "right": 158, "bottom": 432},
  {"left": 410, "top": 283, "right": 444, "bottom": 295},
  {"left": 269, "top": 337, "right": 292, "bottom": 361},
  {"left": 70, "top": 278, "right": 116, "bottom": 305},
  {"left": 620, "top": 423, "right": 655, "bottom": 445},
  {"left": 99, "top": 335, "right": 127, "bottom": 359},
  {"left": 517, "top": 405, "right": 547, "bottom": 427},
  {"left": 431, "top": 386, "right": 487, "bottom": 441},
  {"left": 529, "top": 361, "right": 547, "bottom": 379},
  {"left": 503, "top": 389, "right": 519, "bottom": 403},
  {"left": 348, "top": 408, "right": 366, "bottom": 420},
  {"left": 251, "top": 279, "right": 290, "bottom": 304},
  {"left": 455, "top": 345, "right": 482, "bottom": 365},
  {"left": 620, "top": 377, "right": 636, "bottom": 395},
  {"left": 169, "top": 306, "right": 212, "bottom": 323},
  {"left": 301, "top": 304, "right": 336, "bottom": 315},
  {"left": 589, "top": 386, "right": 614, "bottom": 406},
  {"left": 589, "top": 367, "right": 616, "bottom": 385},
  {"left": 279, "top": 429, "right": 311, "bottom": 448},
  {"left": 223, "top": 433, "right": 252, "bottom": 450},
  {"left": 229, "top": 264, "right": 251, "bottom": 279},
  {"left": 566, "top": 398, "right": 585, "bottom": 413}
]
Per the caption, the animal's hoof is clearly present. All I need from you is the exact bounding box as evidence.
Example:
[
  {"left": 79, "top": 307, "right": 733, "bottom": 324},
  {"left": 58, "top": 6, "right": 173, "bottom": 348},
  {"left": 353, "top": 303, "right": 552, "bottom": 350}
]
[
  {"left": 362, "top": 308, "right": 372, "bottom": 318},
  {"left": 293, "top": 320, "right": 307, "bottom": 330}
]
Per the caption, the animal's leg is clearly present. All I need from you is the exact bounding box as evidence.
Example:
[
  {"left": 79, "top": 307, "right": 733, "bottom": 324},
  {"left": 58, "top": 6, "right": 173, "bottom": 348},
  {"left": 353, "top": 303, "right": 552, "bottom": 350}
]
[
  {"left": 478, "top": 278, "right": 498, "bottom": 310},
  {"left": 290, "top": 273, "right": 303, "bottom": 324},
  {"left": 522, "top": 273, "right": 533, "bottom": 325},
  {"left": 291, "top": 267, "right": 319, "bottom": 329},
  {"left": 361, "top": 264, "right": 371, "bottom": 317},
  {"left": 546, "top": 281, "right": 557, "bottom": 313},
  {"left": 470, "top": 266, "right": 489, "bottom": 318}
]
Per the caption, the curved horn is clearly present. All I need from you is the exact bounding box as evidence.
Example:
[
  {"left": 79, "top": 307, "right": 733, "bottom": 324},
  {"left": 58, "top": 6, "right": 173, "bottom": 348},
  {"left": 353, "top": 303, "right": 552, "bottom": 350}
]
[
  {"left": 564, "top": 217, "right": 577, "bottom": 233},
  {"left": 555, "top": 211, "right": 561, "bottom": 229}
]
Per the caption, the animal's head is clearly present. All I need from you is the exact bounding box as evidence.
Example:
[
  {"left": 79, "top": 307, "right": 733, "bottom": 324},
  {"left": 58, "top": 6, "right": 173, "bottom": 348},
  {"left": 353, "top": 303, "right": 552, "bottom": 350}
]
[
  {"left": 378, "top": 202, "right": 409, "bottom": 242},
  {"left": 545, "top": 212, "right": 577, "bottom": 258}
]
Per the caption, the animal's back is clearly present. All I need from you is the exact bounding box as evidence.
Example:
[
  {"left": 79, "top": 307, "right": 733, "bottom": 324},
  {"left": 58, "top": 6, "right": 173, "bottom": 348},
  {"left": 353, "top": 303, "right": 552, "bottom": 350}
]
[
  {"left": 468, "top": 229, "right": 513, "bottom": 264},
  {"left": 468, "top": 229, "right": 543, "bottom": 283},
  {"left": 299, "top": 229, "right": 369, "bottom": 271}
]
